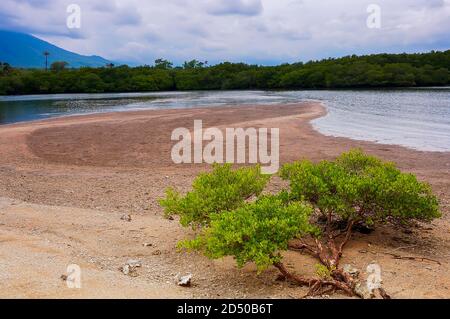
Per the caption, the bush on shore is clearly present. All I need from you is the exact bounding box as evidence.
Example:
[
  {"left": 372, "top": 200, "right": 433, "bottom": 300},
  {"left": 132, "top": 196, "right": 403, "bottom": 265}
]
[{"left": 160, "top": 149, "right": 441, "bottom": 298}]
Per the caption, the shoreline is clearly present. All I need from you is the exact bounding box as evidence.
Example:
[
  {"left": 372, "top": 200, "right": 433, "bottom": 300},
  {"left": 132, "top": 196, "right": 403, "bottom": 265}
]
[
  {"left": 2, "top": 97, "right": 449, "bottom": 155},
  {"left": 0, "top": 102, "right": 449, "bottom": 298}
]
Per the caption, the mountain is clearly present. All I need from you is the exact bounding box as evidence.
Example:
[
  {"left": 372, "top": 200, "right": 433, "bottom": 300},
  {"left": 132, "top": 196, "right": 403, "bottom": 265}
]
[{"left": 0, "top": 30, "right": 113, "bottom": 68}]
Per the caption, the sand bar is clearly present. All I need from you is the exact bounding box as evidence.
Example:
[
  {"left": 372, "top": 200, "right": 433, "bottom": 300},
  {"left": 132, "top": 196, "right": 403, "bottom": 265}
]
[{"left": 0, "top": 103, "right": 449, "bottom": 298}]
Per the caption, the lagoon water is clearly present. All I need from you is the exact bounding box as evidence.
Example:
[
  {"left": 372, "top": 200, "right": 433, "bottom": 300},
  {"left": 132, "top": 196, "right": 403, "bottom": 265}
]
[{"left": 1, "top": 88, "right": 449, "bottom": 152}]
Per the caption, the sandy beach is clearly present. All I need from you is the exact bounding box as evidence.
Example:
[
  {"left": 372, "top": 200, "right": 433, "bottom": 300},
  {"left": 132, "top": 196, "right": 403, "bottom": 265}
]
[{"left": 0, "top": 102, "right": 449, "bottom": 298}]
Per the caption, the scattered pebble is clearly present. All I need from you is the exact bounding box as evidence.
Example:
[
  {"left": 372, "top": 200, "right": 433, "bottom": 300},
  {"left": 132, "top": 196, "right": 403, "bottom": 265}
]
[
  {"left": 120, "top": 214, "right": 132, "bottom": 222},
  {"left": 176, "top": 273, "right": 193, "bottom": 287},
  {"left": 119, "top": 259, "right": 142, "bottom": 276},
  {"left": 343, "top": 264, "right": 360, "bottom": 277},
  {"left": 354, "top": 282, "right": 373, "bottom": 299}
]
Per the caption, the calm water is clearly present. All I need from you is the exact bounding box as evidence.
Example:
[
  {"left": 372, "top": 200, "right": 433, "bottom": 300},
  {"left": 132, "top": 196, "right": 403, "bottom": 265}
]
[{"left": 0, "top": 89, "right": 449, "bottom": 152}]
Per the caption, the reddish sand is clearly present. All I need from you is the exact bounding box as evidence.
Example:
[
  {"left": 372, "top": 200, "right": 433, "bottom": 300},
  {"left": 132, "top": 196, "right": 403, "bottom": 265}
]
[{"left": 0, "top": 103, "right": 448, "bottom": 298}]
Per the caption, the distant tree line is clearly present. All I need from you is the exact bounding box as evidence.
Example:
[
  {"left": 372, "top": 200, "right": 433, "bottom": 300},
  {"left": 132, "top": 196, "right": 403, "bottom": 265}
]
[{"left": 0, "top": 50, "right": 449, "bottom": 95}]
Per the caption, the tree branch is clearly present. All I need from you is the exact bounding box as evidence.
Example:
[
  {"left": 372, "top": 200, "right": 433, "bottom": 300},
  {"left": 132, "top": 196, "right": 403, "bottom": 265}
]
[
  {"left": 273, "top": 262, "right": 313, "bottom": 286},
  {"left": 338, "top": 220, "right": 354, "bottom": 256},
  {"left": 288, "top": 240, "right": 318, "bottom": 256}
]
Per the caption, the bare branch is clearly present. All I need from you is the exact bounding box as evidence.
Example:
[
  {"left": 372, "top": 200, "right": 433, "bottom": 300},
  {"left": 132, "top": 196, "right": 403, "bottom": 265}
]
[
  {"left": 288, "top": 240, "right": 319, "bottom": 256},
  {"left": 338, "top": 220, "right": 354, "bottom": 256},
  {"left": 273, "top": 262, "right": 355, "bottom": 297}
]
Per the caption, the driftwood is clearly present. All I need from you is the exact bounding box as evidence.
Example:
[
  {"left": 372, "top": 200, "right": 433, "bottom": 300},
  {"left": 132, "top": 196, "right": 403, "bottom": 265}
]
[{"left": 359, "top": 249, "right": 442, "bottom": 265}]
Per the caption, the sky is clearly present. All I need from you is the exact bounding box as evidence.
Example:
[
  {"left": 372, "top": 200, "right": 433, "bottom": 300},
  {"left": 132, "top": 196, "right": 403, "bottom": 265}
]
[{"left": 0, "top": 0, "right": 449, "bottom": 65}]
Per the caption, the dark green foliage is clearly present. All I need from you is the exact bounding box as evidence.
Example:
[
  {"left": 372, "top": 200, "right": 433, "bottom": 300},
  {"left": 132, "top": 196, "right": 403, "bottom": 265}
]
[
  {"left": 1, "top": 50, "right": 449, "bottom": 95},
  {"left": 159, "top": 164, "right": 269, "bottom": 228},
  {"left": 180, "top": 196, "right": 316, "bottom": 271},
  {"left": 183, "top": 59, "right": 208, "bottom": 69},
  {"left": 0, "top": 62, "right": 12, "bottom": 74},
  {"left": 154, "top": 58, "right": 173, "bottom": 70},
  {"left": 50, "top": 61, "right": 69, "bottom": 72},
  {"left": 280, "top": 149, "right": 441, "bottom": 225}
]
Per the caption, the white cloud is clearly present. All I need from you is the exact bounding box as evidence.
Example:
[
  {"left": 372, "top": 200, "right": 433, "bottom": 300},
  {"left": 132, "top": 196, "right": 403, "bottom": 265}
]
[
  {"left": 206, "top": 0, "right": 263, "bottom": 16},
  {"left": 0, "top": 0, "right": 449, "bottom": 65}
]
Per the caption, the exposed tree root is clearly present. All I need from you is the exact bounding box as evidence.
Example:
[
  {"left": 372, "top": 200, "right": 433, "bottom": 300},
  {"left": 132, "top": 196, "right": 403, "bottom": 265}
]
[
  {"left": 284, "top": 219, "right": 392, "bottom": 299},
  {"left": 273, "top": 262, "right": 354, "bottom": 297}
]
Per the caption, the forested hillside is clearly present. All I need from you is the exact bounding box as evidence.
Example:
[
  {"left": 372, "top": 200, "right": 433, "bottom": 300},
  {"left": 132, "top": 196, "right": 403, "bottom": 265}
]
[{"left": 1, "top": 50, "right": 449, "bottom": 95}]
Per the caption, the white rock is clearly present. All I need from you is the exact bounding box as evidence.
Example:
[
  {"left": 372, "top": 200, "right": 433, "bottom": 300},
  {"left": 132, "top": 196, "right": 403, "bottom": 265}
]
[
  {"left": 343, "top": 264, "right": 360, "bottom": 277},
  {"left": 176, "top": 273, "right": 192, "bottom": 287},
  {"left": 120, "top": 214, "right": 132, "bottom": 222},
  {"left": 121, "top": 264, "right": 131, "bottom": 275},
  {"left": 120, "top": 259, "right": 142, "bottom": 276},
  {"left": 126, "top": 259, "right": 142, "bottom": 268},
  {"left": 354, "top": 282, "right": 374, "bottom": 299}
]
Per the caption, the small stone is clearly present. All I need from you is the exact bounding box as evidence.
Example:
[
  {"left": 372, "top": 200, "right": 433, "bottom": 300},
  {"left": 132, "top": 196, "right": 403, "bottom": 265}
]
[
  {"left": 121, "top": 214, "right": 132, "bottom": 222},
  {"left": 343, "top": 264, "right": 360, "bottom": 277},
  {"left": 120, "top": 264, "right": 131, "bottom": 275},
  {"left": 152, "top": 250, "right": 162, "bottom": 255},
  {"left": 176, "top": 273, "right": 193, "bottom": 287},
  {"left": 126, "top": 259, "right": 142, "bottom": 267},
  {"left": 119, "top": 259, "right": 142, "bottom": 276},
  {"left": 354, "top": 282, "right": 373, "bottom": 299},
  {"left": 143, "top": 243, "right": 153, "bottom": 247},
  {"left": 60, "top": 274, "right": 68, "bottom": 281}
]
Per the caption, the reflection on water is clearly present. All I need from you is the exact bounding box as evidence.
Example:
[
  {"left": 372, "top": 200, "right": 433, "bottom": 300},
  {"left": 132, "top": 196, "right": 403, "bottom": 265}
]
[{"left": 0, "top": 89, "right": 449, "bottom": 152}]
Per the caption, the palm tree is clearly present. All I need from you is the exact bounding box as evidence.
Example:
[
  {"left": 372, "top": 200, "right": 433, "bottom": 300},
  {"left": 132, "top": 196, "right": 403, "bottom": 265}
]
[{"left": 43, "top": 51, "right": 50, "bottom": 70}]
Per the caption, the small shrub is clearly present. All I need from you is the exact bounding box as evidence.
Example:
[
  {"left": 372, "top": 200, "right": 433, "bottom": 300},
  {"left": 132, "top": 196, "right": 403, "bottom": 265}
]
[
  {"left": 180, "top": 196, "right": 316, "bottom": 272},
  {"left": 160, "top": 149, "right": 441, "bottom": 298},
  {"left": 315, "top": 264, "right": 334, "bottom": 280},
  {"left": 280, "top": 149, "right": 440, "bottom": 225}
]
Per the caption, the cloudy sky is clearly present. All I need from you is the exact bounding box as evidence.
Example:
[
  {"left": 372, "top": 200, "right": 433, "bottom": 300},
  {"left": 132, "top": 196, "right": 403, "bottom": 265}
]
[{"left": 1, "top": 0, "right": 449, "bottom": 65}]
